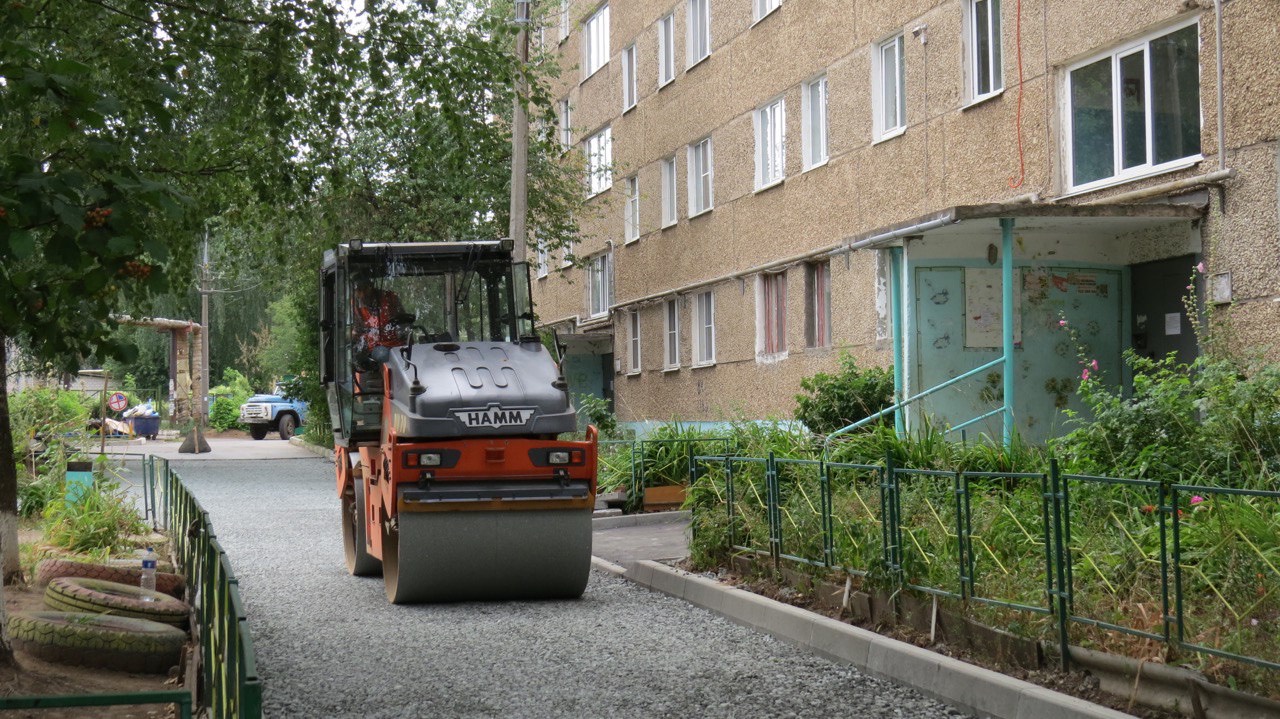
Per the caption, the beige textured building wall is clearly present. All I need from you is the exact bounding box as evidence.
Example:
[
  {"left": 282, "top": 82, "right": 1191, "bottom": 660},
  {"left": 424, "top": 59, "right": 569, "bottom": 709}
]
[{"left": 534, "top": 0, "right": 1280, "bottom": 425}]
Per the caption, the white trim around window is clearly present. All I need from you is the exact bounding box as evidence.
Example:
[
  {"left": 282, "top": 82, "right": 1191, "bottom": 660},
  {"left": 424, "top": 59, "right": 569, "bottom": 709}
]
[
  {"left": 536, "top": 242, "right": 549, "bottom": 279},
  {"left": 754, "top": 96, "right": 786, "bottom": 190},
  {"left": 964, "top": 0, "right": 1003, "bottom": 104},
  {"left": 756, "top": 272, "right": 787, "bottom": 360},
  {"left": 624, "top": 175, "right": 640, "bottom": 243},
  {"left": 627, "top": 308, "right": 642, "bottom": 374},
  {"left": 873, "top": 33, "right": 906, "bottom": 141},
  {"left": 686, "top": 0, "right": 710, "bottom": 68},
  {"left": 663, "top": 298, "right": 680, "bottom": 370},
  {"left": 585, "top": 126, "right": 612, "bottom": 196},
  {"left": 687, "top": 137, "right": 713, "bottom": 217},
  {"left": 587, "top": 251, "right": 613, "bottom": 319},
  {"left": 621, "top": 43, "right": 638, "bottom": 112},
  {"left": 802, "top": 75, "right": 829, "bottom": 170},
  {"left": 754, "top": 0, "right": 780, "bottom": 23},
  {"left": 559, "top": 98, "right": 572, "bottom": 149},
  {"left": 657, "top": 13, "right": 676, "bottom": 87},
  {"left": 660, "top": 157, "right": 678, "bottom": 227},
  {"left": 1063, "top": 18, "right": 1202, "bottom": 193},
  {"left": 558, "top": 0, "right": 570, "bottom": 43},
  {"left": 582, "top": 4, "right": 610, "bottom": 80},
  {"left": 691, "top": 290, "right": 715, "bottom": 366}
]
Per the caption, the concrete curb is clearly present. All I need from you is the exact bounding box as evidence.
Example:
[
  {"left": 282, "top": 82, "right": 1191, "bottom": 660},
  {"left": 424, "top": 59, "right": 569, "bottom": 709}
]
[
  {"left": 591, "top": 510, "right": 690, "bottom": 530},
  {"left": 590, "top": 556, "right": 628, "bottom": 576},
  {"left": 620, "top": 559, "right": 1132, "bottom": 719},
  {"left": 288, "top": 436, "right": 335, "bottom": 462}
]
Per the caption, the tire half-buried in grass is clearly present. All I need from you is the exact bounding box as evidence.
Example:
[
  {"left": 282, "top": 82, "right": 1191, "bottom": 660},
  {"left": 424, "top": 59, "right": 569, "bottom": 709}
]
[
  {"left": 44, "top": 577, "right": 189, "bottom": 627},
  {"left": 8, "top": 611, "right": 186, "bottom": 674}
]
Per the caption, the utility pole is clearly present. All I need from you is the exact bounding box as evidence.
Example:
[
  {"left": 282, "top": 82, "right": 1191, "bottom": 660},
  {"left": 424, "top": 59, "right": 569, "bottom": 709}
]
[
  {"left": 508, "top": 0, "right": 531, "bottom": 264},
  {"left": 179, "top": 232, "right": 211, "bottom": 453}
]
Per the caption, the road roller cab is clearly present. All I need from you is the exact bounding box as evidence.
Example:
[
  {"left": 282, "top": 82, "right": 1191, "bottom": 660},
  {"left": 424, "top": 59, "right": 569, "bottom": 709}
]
[{"left": 320, "top": 240, "right": 598, "bottom": 603}]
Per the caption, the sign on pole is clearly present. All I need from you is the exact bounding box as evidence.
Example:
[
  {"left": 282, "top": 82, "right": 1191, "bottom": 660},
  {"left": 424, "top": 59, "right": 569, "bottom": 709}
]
[{"left": 108, "top": 392, "right": 128, "bottom": 413}]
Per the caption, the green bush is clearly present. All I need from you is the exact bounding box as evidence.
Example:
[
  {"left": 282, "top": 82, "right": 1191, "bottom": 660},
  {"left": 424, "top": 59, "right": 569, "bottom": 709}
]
[
  {"left": 43, "top": 462, "right": 145, "bottom": 553},
  {"left": 575, "top": 393, "right": 620, "bottom": 439},
  {"left": 208, "top": 368, "right": 255, "bottom": 431},
  {"left": 793, "top": 354, "right": 895, "bottom": 436},
  {"left": 1052, "top": 351, "right": 1280, "bottom": 486}
]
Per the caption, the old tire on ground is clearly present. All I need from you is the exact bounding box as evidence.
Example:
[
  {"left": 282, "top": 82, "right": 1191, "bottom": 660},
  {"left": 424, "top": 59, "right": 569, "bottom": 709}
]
[
  {"left": 250, "top": 424, "right": 269, "bottom": 440},
  {"left": 278, "top": 413, "right": 297, "bottom": 441},
  {"left": 45, "top": 577, "right": 189, "bottom": 627},
  {"left": 8, "top": 611, "right": 186, "bottom": 674},
  {"left": 35, "top": 558, "right": 186, "bottom": 599},
  {"left": 383, "top": 508, "right": 591, "bottom": 603},
  {"left": 343, "top": 472, "right": 381, "bottom": 577}
]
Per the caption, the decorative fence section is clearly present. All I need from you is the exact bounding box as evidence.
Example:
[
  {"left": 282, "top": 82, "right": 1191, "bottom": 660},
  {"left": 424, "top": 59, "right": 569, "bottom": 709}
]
[
  {"left": 149, "top": 456, "right": 264, "bottom": 719},
  {"left": 688, "top": 451, "right": 1280, "bottom": 677}
]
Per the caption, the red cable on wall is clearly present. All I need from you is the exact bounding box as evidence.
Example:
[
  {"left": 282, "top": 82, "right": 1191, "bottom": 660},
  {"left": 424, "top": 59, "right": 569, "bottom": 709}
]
[{"left": 1008, "top": 0, "right": 1025, "bottom": 189}]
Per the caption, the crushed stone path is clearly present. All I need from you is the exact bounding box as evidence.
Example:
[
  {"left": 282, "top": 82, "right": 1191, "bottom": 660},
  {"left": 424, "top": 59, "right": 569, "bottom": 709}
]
[{"left": 173, "top": 458, "right": 973, "bottom": 719}]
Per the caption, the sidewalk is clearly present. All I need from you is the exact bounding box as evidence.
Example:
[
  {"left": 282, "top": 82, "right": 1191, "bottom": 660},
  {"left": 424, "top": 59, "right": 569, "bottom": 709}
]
[{"left": 590, "top": 511, "right": 690, "bottom": 565}]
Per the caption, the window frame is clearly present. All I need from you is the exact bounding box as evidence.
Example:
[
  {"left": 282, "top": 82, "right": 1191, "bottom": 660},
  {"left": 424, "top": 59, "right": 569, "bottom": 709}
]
[
  {"left": 802, "top": 74, "right": 829, "bottom": 170},
  {"left": 754, "top": 0, "right": 781, "bottom": 23},
  {"left": 585, "top": 126, "right": 613, "bottom": 197},
  {"left": 558, "top": 0, "right": 571, "bottom": 43},
  {"left": 663, "top": 298, "right": 681, "bottom": 370},
  {"left": 804, "top": 261, "right": 831, "bottom": 348},
  {"left": 624, "top": 175, "right": 640, "bottom": 243},
  {"left": 964, "top": 0, "right": 1003, "bottom": 103},
  {"left": 536, "top": 243, "right": 550, "bottom": 279},
  {"left": 582, "top": 4, "right": 610, "bottom": 81},
  {"left": 660, "top": 157, "right": 677, "bottom": 228},
  {"left": 686, "top": 0, "right": 710, "bottom": 68},
  {"left": 754, "top": 96, "right": 786, "bottom": 190},
  {"left": 559, "top": 98, "right": 572, "bottom": 149},
  {"left": 687, "top": 137, "right": 714, "bottom": 217},
  {"left": 756, "top": 272, "right": 788, "bottom": 359},
  {"left": 627, "top": 309, "right": 642, "bottom": 374},
  {"left": 872, "top": 33, "right": 907, "bottom": 141},
  {"left": 657, "top": 13, "right": 676, "bottom": 87},
  {"left": 1063, "top": 18, "right": 1203, "bottom": 193},
  {"left": 621, "top": 43, "right": 638, "bottom": 111},
  {"left": 691, "top": 290, "right": 715, "bottom": 366},
  {"left": 587, "top": 251, "right": 613, "bottom": 319}
]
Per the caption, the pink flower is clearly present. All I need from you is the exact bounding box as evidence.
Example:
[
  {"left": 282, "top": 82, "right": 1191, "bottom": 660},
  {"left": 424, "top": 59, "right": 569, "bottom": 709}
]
[
  {"left": 1058, "top": 319, "right": 1068, "bottom": 327},
  {"left": 1081, "top": 368, "right": 1091, "bottom": 381},
  {"left": 1252, "top": 618, "right": 1260, "bottom": 627},
  {"left": 1195, "top": 261, "right": 1207, "bottom": 273},
  {"left": 1090, "top": 359, "right": 1099, "bottom": 371},
  {"left": 1190, "top": 495, "right": 1204, "bottom": 505}
]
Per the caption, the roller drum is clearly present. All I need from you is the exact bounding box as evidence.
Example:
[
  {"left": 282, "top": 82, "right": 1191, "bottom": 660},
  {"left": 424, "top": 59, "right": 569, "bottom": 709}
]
[{"left": 383, "top": 508, "right": 592, "bottom": 603}]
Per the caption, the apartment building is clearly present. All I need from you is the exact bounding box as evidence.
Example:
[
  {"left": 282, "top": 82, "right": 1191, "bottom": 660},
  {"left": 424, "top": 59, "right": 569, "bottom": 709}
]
[{"left": 532, "top": 0, "right": 1280, "bottom": 441}]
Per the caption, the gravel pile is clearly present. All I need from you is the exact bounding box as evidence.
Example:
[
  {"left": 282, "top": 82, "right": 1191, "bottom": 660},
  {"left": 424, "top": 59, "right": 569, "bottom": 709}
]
[{"left": 173, "top": 459, "right": 973, "bottom": 719}]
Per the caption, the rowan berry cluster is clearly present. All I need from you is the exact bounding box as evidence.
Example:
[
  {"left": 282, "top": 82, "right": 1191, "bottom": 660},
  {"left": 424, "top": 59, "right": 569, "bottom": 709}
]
[
  {"left": 118, "top": 260, "right": 153, "bottom": 279},
  {"left": 83, "top": 207, "right": 112, "bottom": 230}
]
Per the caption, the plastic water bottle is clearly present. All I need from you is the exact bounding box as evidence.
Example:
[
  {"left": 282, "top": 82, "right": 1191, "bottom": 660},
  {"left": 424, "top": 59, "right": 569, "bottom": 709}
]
[{"left": 140, "top": 547, "right": 157, "bottom": 601}]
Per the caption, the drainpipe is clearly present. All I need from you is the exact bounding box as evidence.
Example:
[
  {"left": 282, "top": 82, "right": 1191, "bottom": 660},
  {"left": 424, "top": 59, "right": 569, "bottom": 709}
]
[
  {"left": 889, "top": 247, "right": 906, "bottom": 437},
  {"left": 1215, "top": 0, "right": 1225, "bottom": 172},
  {"left": 1000, "top": 218, "right": 1015, "bottom": 447}
]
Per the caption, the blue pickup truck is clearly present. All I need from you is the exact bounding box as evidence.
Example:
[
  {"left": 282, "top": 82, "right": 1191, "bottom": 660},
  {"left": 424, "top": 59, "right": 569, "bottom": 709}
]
[{"left": 238, "top": 385, "right": 308, "bottom": 441}]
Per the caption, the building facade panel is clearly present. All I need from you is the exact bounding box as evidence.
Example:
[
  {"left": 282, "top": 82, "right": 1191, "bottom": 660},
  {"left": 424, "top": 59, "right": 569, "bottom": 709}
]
[{"left": 534, "top": 0, "right": 1280, "bottom": 435}]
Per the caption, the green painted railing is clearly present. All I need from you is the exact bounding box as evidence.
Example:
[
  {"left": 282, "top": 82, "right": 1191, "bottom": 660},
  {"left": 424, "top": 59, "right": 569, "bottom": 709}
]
[
  {"left": 690, "top": 451, "right": 1280, "bottom": 680},
  {"left": 149, "top": 455, "right": 264, "bottom": 719}
]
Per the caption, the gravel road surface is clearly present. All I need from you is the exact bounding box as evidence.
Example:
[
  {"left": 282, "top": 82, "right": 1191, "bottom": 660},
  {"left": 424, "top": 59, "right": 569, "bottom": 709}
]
[{"left": 174, "top": 458, "right": 973, "bottom": 719}]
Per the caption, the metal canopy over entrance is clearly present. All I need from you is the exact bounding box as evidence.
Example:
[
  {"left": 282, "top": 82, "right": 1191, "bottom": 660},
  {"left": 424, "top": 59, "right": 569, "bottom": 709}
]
[{"left": 828, "top": 201, "right": 1206, "bottom": 449}]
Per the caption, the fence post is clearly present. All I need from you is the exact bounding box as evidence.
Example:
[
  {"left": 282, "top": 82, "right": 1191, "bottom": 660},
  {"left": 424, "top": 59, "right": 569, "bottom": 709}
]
[
  {"left": 726, "top": 458, "right": 737, "bottom": 549},
  {"left": 686, "top": 446, "right": 697, "bottom": 543},
  {"left": 767, "top": 451, "right": 780, "bottom": 570},
  {"left": 956, "top": 470, "right": 970, "bottom": 600},
  {"left": 1050, "top": 459, "right": 1071, "bottom": 671},
  {"left": 1169, "top": 483, "right": 1184, "bottom": 648},
  {"left": 883, "top": 450, "right": 902, "bottom": 584},
  {"left": 820, "top": 459, "right": 833, "bottom": 568}
]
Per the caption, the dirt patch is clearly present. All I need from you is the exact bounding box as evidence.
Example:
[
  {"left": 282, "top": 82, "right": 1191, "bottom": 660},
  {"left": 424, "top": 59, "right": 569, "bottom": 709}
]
[
  {"left": 679, "top": 561, "right": 1183, "bottom": 719},
  {"left": 1, "top": 583, "right": 185, "bottom": 718}
]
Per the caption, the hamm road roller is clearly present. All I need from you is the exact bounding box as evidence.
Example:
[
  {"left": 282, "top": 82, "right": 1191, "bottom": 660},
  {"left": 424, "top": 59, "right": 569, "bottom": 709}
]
[{"left": 320, "top": 240, "right": 597, "bottom": 603}]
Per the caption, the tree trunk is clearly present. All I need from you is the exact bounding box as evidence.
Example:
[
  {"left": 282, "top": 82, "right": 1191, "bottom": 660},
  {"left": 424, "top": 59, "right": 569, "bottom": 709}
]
[{"left": 0, "top": 335, "right": 19, "bottom": 665}]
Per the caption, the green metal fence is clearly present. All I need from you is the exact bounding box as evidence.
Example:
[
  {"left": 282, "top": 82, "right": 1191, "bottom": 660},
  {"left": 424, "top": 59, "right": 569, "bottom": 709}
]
[
  {"left": 149, "top": 455, "right": 264, "bottom": 718},
  {"left": 692, "top": 451, "right": 1280, "bottom": 678}
]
